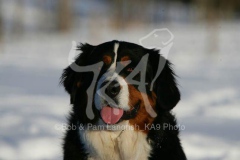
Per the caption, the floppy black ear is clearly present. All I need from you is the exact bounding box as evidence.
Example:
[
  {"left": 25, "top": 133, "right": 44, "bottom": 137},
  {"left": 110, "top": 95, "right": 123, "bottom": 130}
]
[
  {"left": 156, "top": 60, "right": 180, "bottom": 110},
  {"left": 148, "top": 50, "right": 180, "bottom": 111},
  {"left": 61, "top": 66, "right": 76, "bottom": 95},
  {"left": 60, "top": 43, "right": 95, "bottom": 101}
]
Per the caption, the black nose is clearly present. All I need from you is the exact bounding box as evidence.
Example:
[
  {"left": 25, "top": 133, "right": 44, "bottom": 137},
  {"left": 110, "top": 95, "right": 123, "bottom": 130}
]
[{"left": 102, "top": 80, "right": 121, "bottom": 98}]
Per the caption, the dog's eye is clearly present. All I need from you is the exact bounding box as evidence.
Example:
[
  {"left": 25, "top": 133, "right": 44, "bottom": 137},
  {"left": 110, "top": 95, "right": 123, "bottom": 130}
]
[{"left": 127, "top": 67, "right": 134, "bottom": 72}]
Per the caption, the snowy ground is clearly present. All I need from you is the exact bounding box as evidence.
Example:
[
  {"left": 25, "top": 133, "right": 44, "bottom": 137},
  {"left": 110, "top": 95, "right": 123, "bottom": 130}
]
[{"left": 0, "top": 22, "right": 240, "bottom": 159}]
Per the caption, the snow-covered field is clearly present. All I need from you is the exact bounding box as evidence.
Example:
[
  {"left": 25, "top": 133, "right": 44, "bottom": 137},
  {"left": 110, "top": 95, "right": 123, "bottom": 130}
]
[{"left": 0, "top": 22, "right": 240, "bottom": 159}]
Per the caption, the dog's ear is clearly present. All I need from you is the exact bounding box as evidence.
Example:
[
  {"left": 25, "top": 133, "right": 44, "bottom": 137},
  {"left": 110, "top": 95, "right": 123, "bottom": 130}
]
[
  {"left": 60, "top": 43, "right": 95, "bottom": 102},
  {"left": 148, "top": 50, "right": 180, "bottom": 111}
]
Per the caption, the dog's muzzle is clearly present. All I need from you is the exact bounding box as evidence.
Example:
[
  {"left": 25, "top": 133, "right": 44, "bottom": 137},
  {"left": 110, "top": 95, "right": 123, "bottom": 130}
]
[{"left": 100, "top": 80, "right": 121, "bottom": 99}]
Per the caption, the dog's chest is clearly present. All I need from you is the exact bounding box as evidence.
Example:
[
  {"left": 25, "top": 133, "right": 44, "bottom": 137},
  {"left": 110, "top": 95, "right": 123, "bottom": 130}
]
[{"left": 79, "top": 129, "right": 151, "bottom": 160}]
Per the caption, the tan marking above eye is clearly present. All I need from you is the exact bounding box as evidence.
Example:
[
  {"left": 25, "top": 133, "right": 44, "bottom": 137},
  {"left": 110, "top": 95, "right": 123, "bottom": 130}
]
[
  {"left": 121, "top": 56, "right": 131, "bottom": 66},
  {"left": 121, "top": 56, "right": 130, "bottom": 61},
  {"left": 77, "top": 82, "right": 81, "bottom": 87},
  {"left": 103, "top": 55, "right": 112, "bottom": 65}
]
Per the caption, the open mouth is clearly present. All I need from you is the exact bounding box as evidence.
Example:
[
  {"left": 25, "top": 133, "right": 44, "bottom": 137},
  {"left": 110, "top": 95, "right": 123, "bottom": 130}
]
[{"left": 100, "top": 102, "right": 140, "bottom": 125}]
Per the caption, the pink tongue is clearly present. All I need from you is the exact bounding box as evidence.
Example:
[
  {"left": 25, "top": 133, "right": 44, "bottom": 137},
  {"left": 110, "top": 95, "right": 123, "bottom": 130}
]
[{"left": 100, "top": 106, "right": 124, "bottom": 125}]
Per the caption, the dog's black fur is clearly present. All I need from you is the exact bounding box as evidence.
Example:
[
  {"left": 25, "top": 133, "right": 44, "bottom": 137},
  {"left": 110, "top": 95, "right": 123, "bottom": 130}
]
[{"left": 61, "top": 41, "right": 186, "bottom": 160}]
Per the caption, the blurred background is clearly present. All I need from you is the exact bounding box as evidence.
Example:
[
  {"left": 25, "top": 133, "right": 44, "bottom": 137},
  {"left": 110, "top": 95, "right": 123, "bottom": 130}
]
[{"left": 0, "top": 0, "right": 240, "bottom": 159}]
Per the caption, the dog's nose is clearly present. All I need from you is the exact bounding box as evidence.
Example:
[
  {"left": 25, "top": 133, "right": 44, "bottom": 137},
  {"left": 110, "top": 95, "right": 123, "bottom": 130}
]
[{"left": 102, "top": 80, "right": 121, "bottom": 98}]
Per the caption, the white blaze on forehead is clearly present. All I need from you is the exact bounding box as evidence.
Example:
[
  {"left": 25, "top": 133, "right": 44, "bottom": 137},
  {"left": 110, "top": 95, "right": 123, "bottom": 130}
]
[
  {"left": 94, "top": 42, "right": 130, "bottom": 111},
  {"left": 114, "top": 42, "right": 119, "bottom": 54},
  {"left": 109, "top": 42, "right": 119, "bottom": 71}
]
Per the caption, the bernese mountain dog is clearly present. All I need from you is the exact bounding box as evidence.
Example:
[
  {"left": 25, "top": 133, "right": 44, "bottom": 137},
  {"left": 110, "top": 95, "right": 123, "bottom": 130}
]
[{"left": 61, "top": 40, "right": 186, "bottom": 160}]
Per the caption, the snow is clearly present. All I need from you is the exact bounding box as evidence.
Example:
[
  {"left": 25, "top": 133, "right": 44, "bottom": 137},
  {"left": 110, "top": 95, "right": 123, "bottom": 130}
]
[{"left": 0, "top": 22, "right": 240, "bottom": 159}]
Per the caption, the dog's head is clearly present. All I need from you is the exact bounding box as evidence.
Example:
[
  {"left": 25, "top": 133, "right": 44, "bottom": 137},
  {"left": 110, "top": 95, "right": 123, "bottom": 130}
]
[{"left": 61, "top": 40, "right": 180, "bottom": 131}]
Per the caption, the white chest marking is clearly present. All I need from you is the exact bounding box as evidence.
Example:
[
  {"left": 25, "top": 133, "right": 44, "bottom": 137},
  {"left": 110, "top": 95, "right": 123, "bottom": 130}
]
[{"left": 79, "top": 126, "right": 151, "bottom": 160}]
